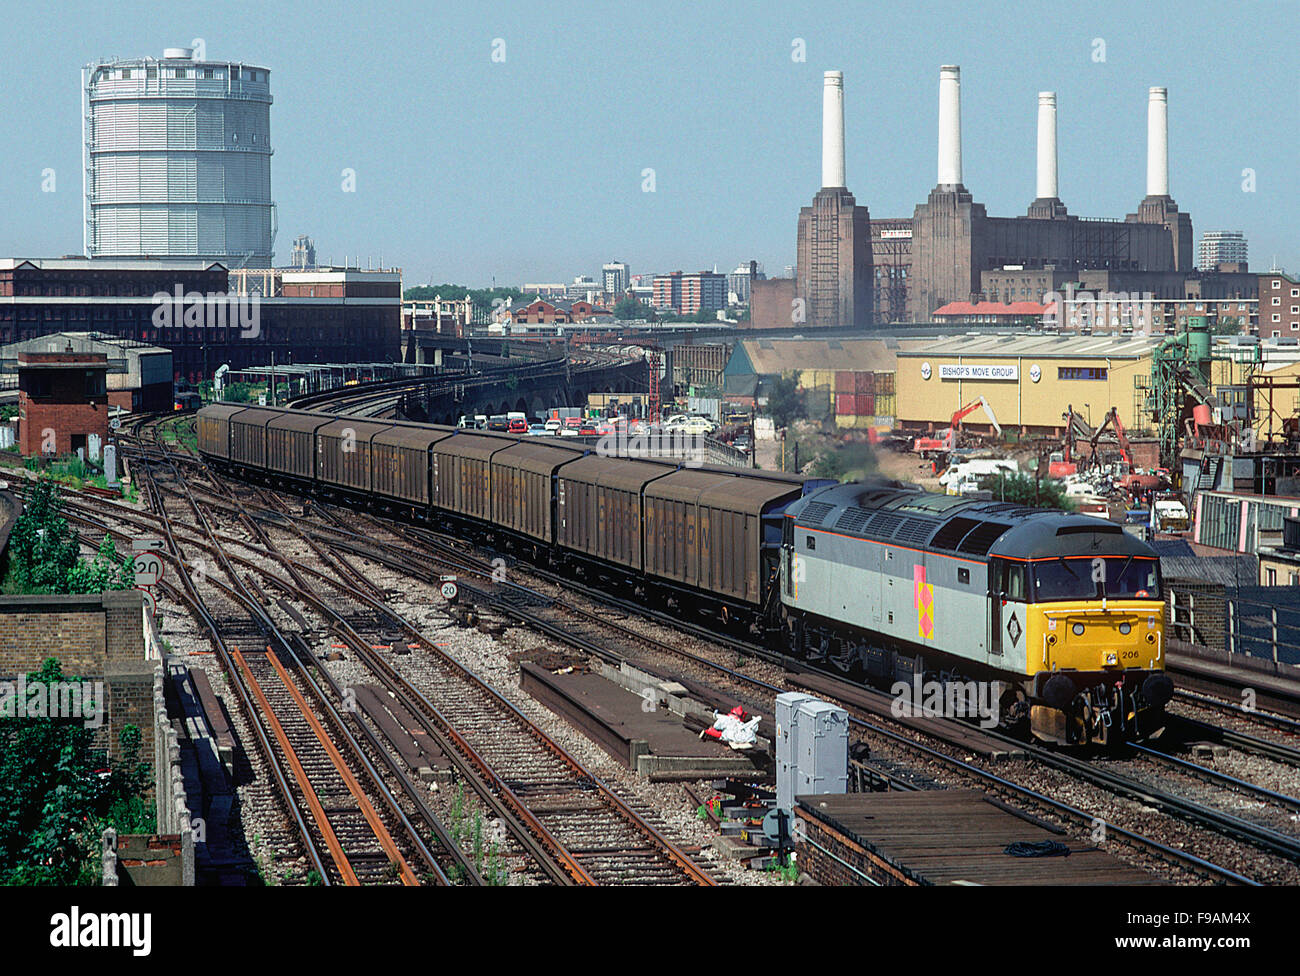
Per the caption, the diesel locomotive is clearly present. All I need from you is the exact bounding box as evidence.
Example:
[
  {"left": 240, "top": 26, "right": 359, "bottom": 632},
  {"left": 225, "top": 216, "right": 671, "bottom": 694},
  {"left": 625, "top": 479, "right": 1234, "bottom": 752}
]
[{"left": 197, "top": 404, "right": 1170, "bottom": 745}]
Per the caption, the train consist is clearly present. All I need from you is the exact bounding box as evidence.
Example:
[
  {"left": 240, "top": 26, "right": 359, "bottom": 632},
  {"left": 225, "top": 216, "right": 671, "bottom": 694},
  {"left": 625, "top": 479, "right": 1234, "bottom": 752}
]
[{"left": 197, "top": 403, "right": 1170, "bottom": 745}]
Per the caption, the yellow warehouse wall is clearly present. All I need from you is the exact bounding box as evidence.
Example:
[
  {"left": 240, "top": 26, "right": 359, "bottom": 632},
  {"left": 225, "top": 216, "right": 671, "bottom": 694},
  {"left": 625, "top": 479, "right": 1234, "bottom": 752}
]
[{"left": 896, "top": 354, "right": 1153, "bottom": 431}]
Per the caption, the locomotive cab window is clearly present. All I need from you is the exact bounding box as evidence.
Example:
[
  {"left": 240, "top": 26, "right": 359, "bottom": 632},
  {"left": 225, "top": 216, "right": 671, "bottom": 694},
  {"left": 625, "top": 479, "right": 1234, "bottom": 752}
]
[
  {"left": 1002, "top": 562, "right": 1027, "bottom": 601},
  {"left": 806, "top": 536, "right": 816, "bottom": 550},
  {"left": 957, "top": 567, "right": 970, "bottom": 584}
]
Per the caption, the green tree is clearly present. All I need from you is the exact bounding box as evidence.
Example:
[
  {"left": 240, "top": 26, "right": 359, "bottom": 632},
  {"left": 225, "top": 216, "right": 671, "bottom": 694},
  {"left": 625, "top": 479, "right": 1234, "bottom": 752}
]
[
  {"left": 765, "top": 373, "right": 804, "bottom": 429},
  {"left": 0, "top": 659, "right": 154, "bottom": 885},
  {"left": 3, "top": 479, "right": 134, "bottom": 595},
  {"left": 223, "top": 381, "right": 252, "bottom": 403},
  {"left": 4, "top": 480, "right": 79, "bottom": 593},
  {"left": 977, "top": 471, "right": 1075, "bottom": 511},
  {"left": 66, "top": 536, "right": 135, "bottom": 593},
  {"left": 613, "top": 297, "right": 651, "bottom": 320}
]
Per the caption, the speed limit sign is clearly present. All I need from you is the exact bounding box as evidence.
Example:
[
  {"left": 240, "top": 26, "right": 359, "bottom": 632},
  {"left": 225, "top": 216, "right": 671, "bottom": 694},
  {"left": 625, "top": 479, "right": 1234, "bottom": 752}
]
[
  {"left": 439, "top": 576, "right": 459, "bottom": 602},
  {"left": 132, "top": 551, "right": 165, "bottom": 587}
]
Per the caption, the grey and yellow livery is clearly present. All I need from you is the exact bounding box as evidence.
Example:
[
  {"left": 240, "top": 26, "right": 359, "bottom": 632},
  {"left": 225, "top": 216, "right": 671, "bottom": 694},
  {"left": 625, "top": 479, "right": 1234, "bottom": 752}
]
[{"left": 780, "top": 480, "right": 1171, "bottom": 745}]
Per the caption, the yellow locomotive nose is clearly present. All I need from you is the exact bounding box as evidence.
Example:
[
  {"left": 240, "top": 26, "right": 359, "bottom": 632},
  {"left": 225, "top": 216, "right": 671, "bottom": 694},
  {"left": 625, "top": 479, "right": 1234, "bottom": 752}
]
[{"left": 1032, "top": 604, "right": 1164, "bottom": 676}]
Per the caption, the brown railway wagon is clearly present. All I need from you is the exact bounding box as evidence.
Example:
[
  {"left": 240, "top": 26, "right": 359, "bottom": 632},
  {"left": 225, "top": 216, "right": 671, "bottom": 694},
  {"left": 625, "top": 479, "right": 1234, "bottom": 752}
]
[
  {"left": 227, "top": 407, "right": 288, "bottom": 469},
  {"left": 557, "top": 454, "right": 677, "bottom": 571},
  {"left": 266, "top": 411, "right": 331, "bottom": 480},
  {"left": 432, "top": 431, "right": 517, "bottom": 522},
  {"left": 644, "top": 469, "right": 804, "bottom": 605},
  {"left": 196, "top": 404, "right": 246, "bottom": 460},
  {"left": 373, "top": 423, "right": 455, "bottom": 506},
  {"left": 315, "top": 418, "right": 394, "bottom": 495},
  {"left": 489, "top": 441, "right": 588, "bottom": 544}
]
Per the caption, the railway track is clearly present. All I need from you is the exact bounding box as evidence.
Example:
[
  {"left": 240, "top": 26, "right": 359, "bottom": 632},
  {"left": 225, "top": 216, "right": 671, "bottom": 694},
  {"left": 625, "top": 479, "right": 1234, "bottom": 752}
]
[
  {"left": 41, "top": 418, "right": 1300, "bottom": 883},
  {"left": 108, "top": 449, "right": 464, "bottom": 886},
  {"left": 63, "top": 436, "right": 716, "bottom": 886},
  {"left": 188, "top": 489, "right": 1277, "bottom": 884}
]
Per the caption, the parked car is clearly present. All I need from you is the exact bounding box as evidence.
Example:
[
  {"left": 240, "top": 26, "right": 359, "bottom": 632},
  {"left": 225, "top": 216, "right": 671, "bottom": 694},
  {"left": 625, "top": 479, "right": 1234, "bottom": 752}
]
[{"left": 680, "top": 416, "right": 715, "bottom": 435}]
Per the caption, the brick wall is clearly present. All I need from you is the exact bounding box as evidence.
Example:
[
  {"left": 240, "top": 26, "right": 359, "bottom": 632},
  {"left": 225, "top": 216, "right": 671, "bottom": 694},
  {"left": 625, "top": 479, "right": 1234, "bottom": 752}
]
[
  {"left": 794, "top": 806, "right": 908, "bottom": 886},
  {"left": 0, "top": 591, "right": 158, "bottom": 761},
  {"left": 19, "top": 398, "right": 110, "bottom": 455}
]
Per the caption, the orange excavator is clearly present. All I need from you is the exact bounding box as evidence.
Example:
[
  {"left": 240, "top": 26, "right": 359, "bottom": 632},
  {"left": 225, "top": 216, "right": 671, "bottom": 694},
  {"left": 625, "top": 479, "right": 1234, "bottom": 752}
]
[{"left": 912, "top": 396, "right": 1002, "bottom": 456}]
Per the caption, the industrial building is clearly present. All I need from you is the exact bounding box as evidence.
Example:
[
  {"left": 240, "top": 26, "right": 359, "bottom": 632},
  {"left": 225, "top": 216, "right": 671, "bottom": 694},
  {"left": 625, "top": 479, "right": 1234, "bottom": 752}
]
[
  {"left": 757, "top": 65, "right": 1216, "bottom": 327},
  {"left": 722, "top": 337, "right": 903, "bottom": 423},
  {"left": 83, "top": 47, "right": 275, "bottom": 267},
  {"left": 901, "top": 76, "right": 1191, "bottom": 322},
  {"left": 0, "top": 258, "right": 401, "bottom": 382},
  {"left": 894, "top": 333, "right": 1165, "bottom": 434},
  {"left": 793, "top": 71, "right": 873, "bottom": 329},
  {"left": 2, "top": 332, "right": 173, "bottom": 413}
]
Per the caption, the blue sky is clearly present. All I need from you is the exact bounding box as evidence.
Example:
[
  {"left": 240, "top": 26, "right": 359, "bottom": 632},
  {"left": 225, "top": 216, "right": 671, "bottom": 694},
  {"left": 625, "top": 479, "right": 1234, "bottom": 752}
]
[{"left": 1, "top": 0, "right": 1294, "bottom": 286}]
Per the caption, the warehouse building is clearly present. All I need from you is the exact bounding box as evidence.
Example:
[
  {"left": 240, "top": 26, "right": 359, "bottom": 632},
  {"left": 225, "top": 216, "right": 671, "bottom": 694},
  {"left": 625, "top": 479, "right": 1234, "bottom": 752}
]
[
  {"left": 2, "top": 332, "right": 173, "bottom": 413},
  {"left": 722, "top": 337, "right": 906, "bottom": 422},
  {"left": 895, "top": 333, "right": 1163, "bottom": 434},
  {"left": 0, "top": 259, "right": 402, "bottom": 382}
]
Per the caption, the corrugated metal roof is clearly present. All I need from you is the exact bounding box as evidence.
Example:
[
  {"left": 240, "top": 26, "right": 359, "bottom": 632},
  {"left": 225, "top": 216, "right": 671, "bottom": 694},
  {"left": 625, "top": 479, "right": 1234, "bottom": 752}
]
[
  {"left": 733, "top": 338, "right": 901, "bottom": 375},
  {"left": 895, "top": 333, "right": 1163, "bottom": 359}
]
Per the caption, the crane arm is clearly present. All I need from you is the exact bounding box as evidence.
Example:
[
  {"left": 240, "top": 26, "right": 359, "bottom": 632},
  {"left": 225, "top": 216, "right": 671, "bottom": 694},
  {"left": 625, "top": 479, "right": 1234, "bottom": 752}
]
[{"left": 979, "top": 396, "right": 1002, "bottom": 436}]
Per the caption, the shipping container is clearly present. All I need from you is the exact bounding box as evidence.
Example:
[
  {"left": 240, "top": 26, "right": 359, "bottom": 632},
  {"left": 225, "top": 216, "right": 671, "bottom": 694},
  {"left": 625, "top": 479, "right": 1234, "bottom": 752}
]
[
  {"left": 875, "top": 393, "right": 897, "bottom": 416},
  {"left": 854, "top": 371, "right": 874, "bottom": 394},
  {"left": 489, "top": 441, "right": 587, "bottom": 543},
  {"left": 267, "top": 411, "right": 331, "bottom": 480},
  {"left": 316, "top": 418, "right": 391, "bottom": 494},
  {"left": 835, "top": 371, "right": 855, "bottom": 395},
  {"left": 372, "top": 423, "right": 454, "bottom": 506},
  {"left": 874, "top": 372, "right": 896, "bottom": 395},
  {"left": 835, "top": 394, "right": 856, "bottom": 416},
  {"left": 857, "top": 393, "right": 874, "bottom": 416}
]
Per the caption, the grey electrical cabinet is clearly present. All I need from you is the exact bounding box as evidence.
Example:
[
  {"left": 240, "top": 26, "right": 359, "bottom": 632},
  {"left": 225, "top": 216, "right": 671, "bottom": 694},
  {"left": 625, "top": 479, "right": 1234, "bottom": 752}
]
[
  {"left": 793, "top": 699, "right": 849, "bottom": 801},
  {"left": 775, "top": 692, "right": 815, "bottom": 813}
]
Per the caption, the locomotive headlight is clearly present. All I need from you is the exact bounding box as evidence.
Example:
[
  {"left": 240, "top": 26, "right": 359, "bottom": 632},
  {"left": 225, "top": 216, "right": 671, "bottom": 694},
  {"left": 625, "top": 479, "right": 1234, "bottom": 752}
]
[
  {"left": 1072, "top": 623, "right": 1085, "bottom": 636},
  {"left": 1119, "top": 622, "right": 1132, "bottom": 635},
  {"left": 1146, "top": 633, "right": 1156, "bottom": 644}
]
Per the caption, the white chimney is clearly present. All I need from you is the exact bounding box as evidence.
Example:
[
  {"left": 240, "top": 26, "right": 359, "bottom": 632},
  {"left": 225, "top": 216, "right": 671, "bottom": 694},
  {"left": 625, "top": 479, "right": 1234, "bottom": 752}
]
[
  {"left": 1147, "top": 87, "right": 1169, "bottom": 197},
  {"left": 937, "top": 65, "right": 962, "bottom": 187},
  {"left": 822, "top": 70, "right": 846, "bottom": 189},
  {"left": 1036, "top": 92, "right": 1058, "bottom": 200}
]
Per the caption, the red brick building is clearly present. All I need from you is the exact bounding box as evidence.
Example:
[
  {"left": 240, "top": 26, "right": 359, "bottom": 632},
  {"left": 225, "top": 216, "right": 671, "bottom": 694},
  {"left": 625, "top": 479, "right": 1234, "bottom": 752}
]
[
  {"left": 652, "top": 270, "right": 727, "bottom": 316},
  {"left": 17, "top": 349, "right": 110, "bottom": 456},
  {"left": 1261, "top": 271, "right": 1300, "bottom": 336},
  {"left": 507, "top": 297, "right": 608, "bottom": 325}
]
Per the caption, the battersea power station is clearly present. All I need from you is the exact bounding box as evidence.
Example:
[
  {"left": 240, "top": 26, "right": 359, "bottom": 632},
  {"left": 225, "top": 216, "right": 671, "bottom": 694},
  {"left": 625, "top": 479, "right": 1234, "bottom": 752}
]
[{"left": 759, "top": 66, "right": 1197, "bottom": 329}]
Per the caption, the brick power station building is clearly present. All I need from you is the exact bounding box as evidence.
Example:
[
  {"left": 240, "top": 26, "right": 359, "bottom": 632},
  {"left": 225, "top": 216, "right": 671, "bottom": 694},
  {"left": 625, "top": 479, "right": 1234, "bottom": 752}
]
[{"left": 757, "top": 67, "right": 1202, "bottom": 328}]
